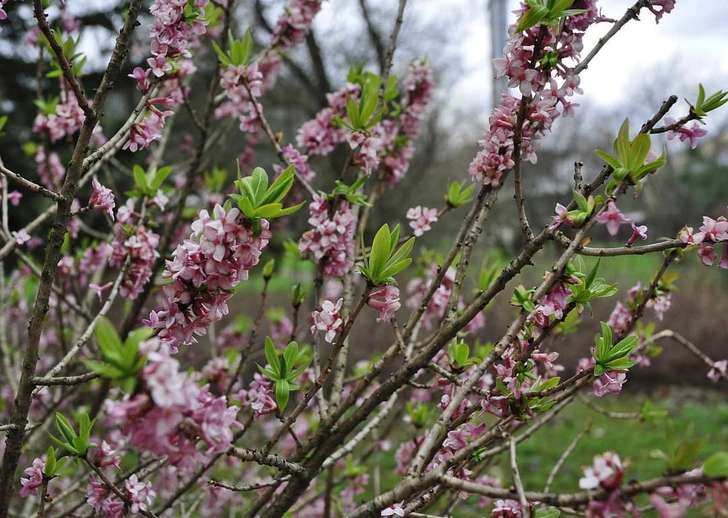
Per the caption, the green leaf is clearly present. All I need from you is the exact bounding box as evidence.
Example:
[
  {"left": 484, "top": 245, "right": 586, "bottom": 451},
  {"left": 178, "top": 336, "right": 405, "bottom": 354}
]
[
  {"left": 283, "top": 342, "right": 298, "bottom": 373},
  {"left": 615, "top": 119, "right": 631, "bottom": 165},
  {"left": 516, "top": 3, "right": 549, "bottom": 32},
  {"left": 585, "top": 258, "right": 600, "bottom": 289},
  {"left": 275, "top": 379, "right": 290, "bottom": 412},
  {"left": 346, "top": 97, "right": 361, "bottom": 129},
  {"left": 55, "top": 413, "right": 77, "bottom": 443},
  {"left": 704, "top": 452, "right": 728, "bottom": 477},
  {"left": 264, "top": 337, "right": 280, "bottom": 376},
  {"left": 150, "top": 166, "right": 172, "bottom": 191},
  {"left": 369, "top": 224, "right": 392, "bottom": 279},
  {"left": 133, "top": 165, "right": 150, "bottom": 193},
  {"left": 627, "top": 134, "right": 651, "bottom": 173}
]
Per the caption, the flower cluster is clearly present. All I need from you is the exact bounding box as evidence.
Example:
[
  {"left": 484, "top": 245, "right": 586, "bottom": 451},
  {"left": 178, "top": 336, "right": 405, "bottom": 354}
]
[
  {"left": 579, "top": 451, "right": 627, "bottom": 490},
  {"left": 311, "top": 298, "right": 344, "bottom": 343},
  {"left": 109, "top": 200, "right": 161, "bottom": 300},
  {"left": 470, "top": 1, "right": 608, "bottom": 185},
  {"left": 407, "top": 266, "right": 485, "bottom": 332},
  {"left": 368, "top": 285, "right": 401, "bottom": 323},
  {"left": 33, "top": 82, "right": 85, "bottom": 143},
  {"left": 679, "top": 215, "right": 728, "bottom": 269},
  {"left": 406, "top": 206, "right": 438, "bottom": 237},
  {"left": 106, "top": 351, "right": 241, "bottom": 470},
  {"left": 215, "top": 62, "right": 264, "bottom": 132},
  {"left": 146, "top": 204, "right": 271, "bottom": 352},
  {"left": 19, "top": 458, "right": 45, "bottom": 498},
  {"left": 89, "top": 177, "right": 116, "bottom": 219},
  {"left": 380, "top": 60, "right": 435, "bottom": 184},
  {"left": 297, "top": 83, "right": 360, "bottom": 155},
  {"left": 270, "top": 0, "right": 324, "bottom": 50},
  {"left": 299, "top": 194, "right": 356, "bottom": 278},
  {"left": 147, "top": 0, "right": 209, "bottom": 79}
]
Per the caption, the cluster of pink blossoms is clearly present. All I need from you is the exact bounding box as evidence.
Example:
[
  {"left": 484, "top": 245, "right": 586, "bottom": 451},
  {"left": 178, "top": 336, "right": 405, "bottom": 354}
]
[
  {"left": 407, "top": 266, "right": 485, "bottom": 332},
  {"left": 406, "top": 206, "right": 438, "bottom": 237},
  {"left": 106, "top": 350, "right": 241, "bottom": 470},
  {"left": 311, "top": 298, "right": 344, "bottom": 343},
  {"left": 270, "top": 0, "right": 323, "bottom": 50},
  {"left": 146, "top": 205, "right": 270, "bottom": 352},
  {"left": 367, "top": 285, "right": 401, "bottom": 323},
  {"left": 19, "top": 458, "right": 45, "bottom": 498},
  {"left": 679, "top": 215, "right": 728, "bottom": 269},
  {"left": 299, "top": 194, "right": 356, "bottom": 278},
  {"left": 147, "top": 0, "right": 209, "bottom": 78},
  {"left": 470, "top": 1, "right": 608, "bottom": 186},
  {"left": 297, "top": 83, "right": 360, "bottom": 155},
  {"left": 87, "top": 473, "right": 155, "bottom": 517},
  {"left": 109, "top": 200, "right": 160, "bottom": 300},
  {"left": 89, "top": 177, "right": 116, "bottom": 219},
  {"left": 214, "top": 62, "right": 265, "bottom": 132},
  {"left": 380, "top": 60, "right": 435, "bottom": 184},
  {"left": 33, "top": 81, "right": 84, "bottom": 143}
]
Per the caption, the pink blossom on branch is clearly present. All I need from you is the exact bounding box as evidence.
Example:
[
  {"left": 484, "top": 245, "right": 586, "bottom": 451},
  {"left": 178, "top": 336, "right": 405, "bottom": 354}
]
[
  {"left": 595, "top": 201, "right": 628, "bottom": 236},
  {"left": 406, "top": 206, "right": 438, "bottom": 237},
  {"left": 89, "top": 177, "right": 116, "bottom": 219},
  {"left": 664, "top": 117, "right": 708, "bottom": 149},
  {"left": 368, "top": 285, "right": 401, "bottom": 323},
  {"left": 311, "top": 298, "right": 344, "bottom": 343},
  {"left": 146, "top": 205, "right": 271, "bottom": 352}
]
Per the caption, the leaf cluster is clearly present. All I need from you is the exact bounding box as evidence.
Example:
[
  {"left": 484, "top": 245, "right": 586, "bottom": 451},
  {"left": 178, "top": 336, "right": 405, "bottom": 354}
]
[
  {"left": 130, "top": 164, "right": 171, "bottom": 198},
  {"left": 42, "top": 32, "right": 86, "bottom": 79},
  {"left": 230, "top": 165, "right": 304, "bottom": 235},
  {"left": 690, "top": 83, "right": 728, "bottom": 119},
  {"left": 50, "top": 412, "right": 95, "bottom": 457},
  {"left": 447, "top": 339, "right": 480, "bottom": 372},
  {"left": 516, "top": 0, "right": 587, "bottom": 33},
  {"left": 596, "top": 119, "right": 666, "bottom": 196},
  {"left": 359, "top": 224, "right": 415, "bottom": 285},
  {"left": 566, "top": 258, "right": 618, "bottom": 316},
  {"left": 445, "top": 180, "right": 475, "bottom": 208},
  {"left": 212, "top": 29, "right": 254, "bottom": 67},
  {"left": 592, "top": 322, "right": 637, "bottom": 376},
  {"left": 82, "top": 317, "right": 150, "bottom": 393},
  {"left": 257, "top": 338, "right": 311, "bottom": 412}
]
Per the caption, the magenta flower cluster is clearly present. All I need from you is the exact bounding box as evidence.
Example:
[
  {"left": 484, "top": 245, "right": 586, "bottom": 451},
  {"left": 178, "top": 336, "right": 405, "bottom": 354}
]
[
  {"left": 106, "top": 351, "right": 241, "bottom": 470},
  {"left": 299, "top": 194, "right": 356, "bottom": 278},
  {"left": 109, "top": 200, "right": 161, "bottom": 300},
  {"left": 680, "top": 215, "right": 728, "bottom": 269},
  {"left": 146, "top": 204, "right": 271, "bottom": 352},
  {"left": 470, "top": 1, "right": 607, "bottom": 186},
  {"left": 311, "top": 298, "right": 344, "bottom": 343},
  {"left": 270, "top": 0, "right": 324, "bottom": 50}
]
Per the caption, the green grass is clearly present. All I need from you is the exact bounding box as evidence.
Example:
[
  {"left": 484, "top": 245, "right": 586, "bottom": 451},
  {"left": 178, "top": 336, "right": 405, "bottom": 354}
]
[{"left": 369, "top": 393, "right": 728, "bottom": 516}]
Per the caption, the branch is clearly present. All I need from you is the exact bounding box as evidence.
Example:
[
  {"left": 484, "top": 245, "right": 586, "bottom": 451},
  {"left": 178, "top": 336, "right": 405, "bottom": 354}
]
[
  {"left": 648, "top": 329, "right": 728, "bottom": 382},
  {"left": 31, "top": 372, "right": 99, "bottom": 386},
  {"left": 32, "top": 0, "right": 92, "bottom": 118},
  {"left": 552, "top": 233, "right": 686, "bottom": 256},
  {"left": 510, "top": 435, "right": 530, "bottom": 518},
  {"left": 209, "top": 477, "right": 290, "bottom": 492},
  {"left": 227, "top": 447, "right": 304, "bottom": 475},
  {"left": 544, "top": 421, "right": 591, "bottom": 493},
  {"left": 574, "top": 0, "right": 651, "bottom": 76},
  {"left": 0, "top": 161, "right": 62, "bottom": 201},
  {"left": 439, "top": 471, "right": 722, "bottom": 508}
]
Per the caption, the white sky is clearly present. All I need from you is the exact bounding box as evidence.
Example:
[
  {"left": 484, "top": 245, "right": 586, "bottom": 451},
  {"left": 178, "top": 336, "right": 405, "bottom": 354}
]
[{"left": 448, "top": 0, "right": 728, "bottom": 127}]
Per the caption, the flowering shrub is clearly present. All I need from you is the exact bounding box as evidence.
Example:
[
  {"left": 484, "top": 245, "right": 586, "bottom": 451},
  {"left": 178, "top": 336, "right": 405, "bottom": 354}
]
[{"left": 0, "top": 1, "right": 727, "bottom": 517}]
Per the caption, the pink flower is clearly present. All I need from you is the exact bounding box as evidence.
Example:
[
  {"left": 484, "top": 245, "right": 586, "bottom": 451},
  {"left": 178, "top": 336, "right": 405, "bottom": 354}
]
[
  {"left": 719, "top": 242, "right": 728, "bottom": 270},
  {"left": 7, "top": 190, "right": 21, "bottom": 205},
  {"left": 406, "top": 206, "right": 438, "bottom": 237},
  {"left": 368, "top": 285, "right": 401, "bottom": 323},
  {"left": 311, "top": 298, "right": 344, "bottom": 343},
  {"left": 12, "top": 229, "right": 31, "bottom": 245},
  {"left": 626, "top": 221, "right": 648, "bottom": 246},
  {"left": 125, "top": 474, "right": 156, "bottom": 514},
  {"left": 648, "top": 0, "right": 676, "bottom": 23},
  {"left": 381, "top": 502, "right": 405, "bottom": 517},
  {"left": 579, "top": 451, "right": 627, "bottom": 490},
  {"left": 596, "top": 202, "right": 628, "bottom": 236},
  {"left": 698, "top": 244, "right": 716, "bottom": 266},
  {"left": 592, "top": 370, "right": 627, "bottom": 397},
  {"left": 19, "top": 458, "right": 45, "bottom": 498},
  {"left": 89, "top": 177, "right": 116, "bottom": 219},
  {"left": 665, "top": 117, "right": 708, "bottom": 149},
  {"left": 708, "top": 360, "right": 727, "bottom": 383}
]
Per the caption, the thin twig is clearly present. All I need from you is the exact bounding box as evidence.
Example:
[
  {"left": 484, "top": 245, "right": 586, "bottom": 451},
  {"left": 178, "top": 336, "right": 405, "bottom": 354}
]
[
  {"left": 510, "top": 435, "right": 530, "bottom": 518},
  {"left": 544, "top": 421, "right": 591, "bottom": 493},
  {"left": 0, "top": 162, "right": 62, "bottom": 201}
]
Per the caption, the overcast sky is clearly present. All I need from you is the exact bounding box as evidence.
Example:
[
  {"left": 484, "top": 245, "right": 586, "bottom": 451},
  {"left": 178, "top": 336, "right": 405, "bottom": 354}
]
[{"left": 448, "top": 0, "right": 728, "bottom": 130}]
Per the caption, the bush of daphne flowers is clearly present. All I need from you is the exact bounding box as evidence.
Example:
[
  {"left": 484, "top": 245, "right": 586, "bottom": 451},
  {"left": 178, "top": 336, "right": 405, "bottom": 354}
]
[{"left": 0, "top": 0, "right": 727, "bottom": 516}]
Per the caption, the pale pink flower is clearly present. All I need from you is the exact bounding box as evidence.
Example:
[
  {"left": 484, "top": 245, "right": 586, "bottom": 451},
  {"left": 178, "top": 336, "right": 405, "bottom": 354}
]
[
  {"left": 592, "top": 371, "right": 627, "bottom": 397},
  {"left": 665, "top": 117, "right": 708, "bottom": 149},
  {"left": 368, "top": 285, "right": 401, "bottom": 323},
  {"left": 311, "top": 298, "right": 344, "bottom": 343},
  {"left": 125, "top": 474, "right": 155, "bottom": 514},
  {"left": 708, "top": 360, "right": 727, "bottom": 383},
  {"left": 381, "top": 502, "right": 405, "bottom": 517},
  {"left": 626, "top": 221, "right": 648, "bottom": 246},
  {"left": 406, "top": 206, "right": 438, "bottom": 236},
  {"left": 19, "top": 458, "right": 45, "bottom": 498},
  {"left": 596, "top": 202, "right": 628, "bottom": 236},
  {"left": 579, "top": 451, "right": 627, "bottom": 490},
  {"left": 90, "top": 177, "right": 116, "bottom": 219}
]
